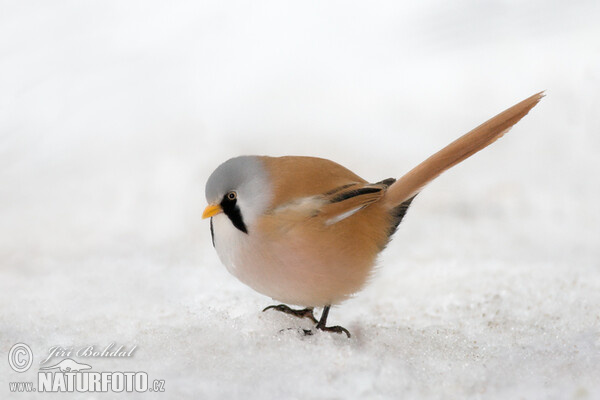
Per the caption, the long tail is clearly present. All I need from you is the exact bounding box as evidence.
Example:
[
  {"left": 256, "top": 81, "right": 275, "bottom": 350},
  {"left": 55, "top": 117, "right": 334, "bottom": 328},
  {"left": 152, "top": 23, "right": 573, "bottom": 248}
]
[{"left": 382, "top": 92, "right": 544, "bottom": 209}]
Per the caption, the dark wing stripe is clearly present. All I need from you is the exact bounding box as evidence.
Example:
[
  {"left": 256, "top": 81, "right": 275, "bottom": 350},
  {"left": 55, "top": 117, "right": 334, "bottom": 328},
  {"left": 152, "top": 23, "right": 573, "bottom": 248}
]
[
  {"left": 375, "top": 178, "right": 396, "bottom": 187},
  {"left": 323, "top": 183, "right": 356, "bottom": 196},
  {"left": 330, "top": 187, "right": 383, "bottom": 203}
]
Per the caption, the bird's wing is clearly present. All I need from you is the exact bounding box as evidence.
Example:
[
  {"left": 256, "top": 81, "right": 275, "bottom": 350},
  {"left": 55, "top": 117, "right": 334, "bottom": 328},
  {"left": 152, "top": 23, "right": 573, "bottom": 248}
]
[
  {"left": 267, "top": 182, "right": 387, "bottom": 228},
  {"left": 382, "top": 92, "right": 544, "bottom": 209},
  {"left": 318, "top": 183, "right": 388, "bottom": 225},
  {"left": 259, "top": 155, "right": 368, "bottom": 209},
  {"left": 260, "top": 157, "right": 395, "bottom": 230}
]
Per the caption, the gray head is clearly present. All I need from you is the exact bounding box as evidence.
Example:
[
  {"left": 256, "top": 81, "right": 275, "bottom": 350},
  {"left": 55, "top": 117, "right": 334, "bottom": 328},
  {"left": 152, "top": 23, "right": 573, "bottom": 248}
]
[{"left": 204, "top": 156, "right": 271, "bottom": 232}]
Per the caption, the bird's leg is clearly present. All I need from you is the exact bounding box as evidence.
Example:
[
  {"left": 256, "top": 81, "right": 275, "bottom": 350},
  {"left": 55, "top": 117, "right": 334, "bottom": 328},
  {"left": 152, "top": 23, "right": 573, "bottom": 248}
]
[
  {"left": 315, "top": 305, "right": 351, "bottom": 338},
  {"left": 262, "top": 304, "right": 318, "bottom": 323}
]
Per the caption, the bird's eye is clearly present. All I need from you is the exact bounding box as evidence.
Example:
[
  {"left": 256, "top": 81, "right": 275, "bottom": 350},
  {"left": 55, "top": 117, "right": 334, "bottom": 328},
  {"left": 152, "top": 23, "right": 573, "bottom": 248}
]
[{"left": 226, "top": 191, "right": 237, "bottom": 200}]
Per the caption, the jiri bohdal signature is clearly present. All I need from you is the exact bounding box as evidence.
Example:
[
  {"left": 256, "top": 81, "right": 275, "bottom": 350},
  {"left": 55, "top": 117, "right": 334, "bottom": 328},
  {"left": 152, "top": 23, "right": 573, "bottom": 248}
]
[{"left": 39, "top": 343, "right": 137, "bottom": 365}]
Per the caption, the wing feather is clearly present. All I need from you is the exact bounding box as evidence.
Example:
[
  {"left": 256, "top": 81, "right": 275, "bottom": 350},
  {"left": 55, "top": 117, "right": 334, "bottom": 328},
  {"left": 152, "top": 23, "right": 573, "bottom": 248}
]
[{"left": 268, "top": 182, "right": 387, "bottom": 228}]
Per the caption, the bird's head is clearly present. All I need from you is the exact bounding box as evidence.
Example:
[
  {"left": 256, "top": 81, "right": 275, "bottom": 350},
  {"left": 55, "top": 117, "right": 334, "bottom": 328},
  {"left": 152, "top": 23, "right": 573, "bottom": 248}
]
[{"left": 203, "top": 156, "right": 271, "bottom": 233}]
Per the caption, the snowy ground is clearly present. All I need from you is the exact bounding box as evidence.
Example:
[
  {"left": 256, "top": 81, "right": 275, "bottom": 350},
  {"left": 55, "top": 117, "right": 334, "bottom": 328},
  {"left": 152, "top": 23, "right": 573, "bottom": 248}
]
[{"left": 1, "top": 1, "right": 600, "bottom": 399}]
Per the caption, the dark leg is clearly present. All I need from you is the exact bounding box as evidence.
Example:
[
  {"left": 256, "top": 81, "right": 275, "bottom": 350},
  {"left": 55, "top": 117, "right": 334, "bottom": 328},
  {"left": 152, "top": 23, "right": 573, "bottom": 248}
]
[
  {"left": 315, "top": 305, "right": 351, "bottom": 338},
  {"left": 262, "top": 304, "right": 318, "bottom": 323}
]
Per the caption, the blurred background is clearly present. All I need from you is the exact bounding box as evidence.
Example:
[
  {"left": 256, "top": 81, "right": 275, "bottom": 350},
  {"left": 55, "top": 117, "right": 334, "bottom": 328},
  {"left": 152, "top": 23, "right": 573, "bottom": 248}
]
[{"left": 1, "top": 1, "right": 599, "bottom": 399}]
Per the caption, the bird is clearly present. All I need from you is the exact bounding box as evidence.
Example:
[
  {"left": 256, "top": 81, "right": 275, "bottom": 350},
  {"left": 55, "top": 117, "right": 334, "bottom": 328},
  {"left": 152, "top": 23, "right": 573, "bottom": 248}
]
[{"left": 202, "top": 92, "right": 544, "bottom": 338}]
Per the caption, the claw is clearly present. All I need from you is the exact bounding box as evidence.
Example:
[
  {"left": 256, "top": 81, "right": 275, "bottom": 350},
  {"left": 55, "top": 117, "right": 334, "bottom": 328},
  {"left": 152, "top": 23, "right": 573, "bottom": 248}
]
[
  {"left": 263, "top": 304, "right": 351, "bottom": 338},
  {"left": 315, "top": 305, "right": 351, "bottom": 338},
  {"left": 262, "top": 304, "right": 318, "bottom": 323},
  {"left": 315, "top": 324, "right": 351, "bottom": 338}
]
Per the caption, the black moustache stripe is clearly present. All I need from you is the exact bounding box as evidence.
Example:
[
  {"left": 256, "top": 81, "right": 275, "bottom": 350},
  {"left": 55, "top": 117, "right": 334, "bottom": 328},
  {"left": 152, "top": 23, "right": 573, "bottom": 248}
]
[{"left": 221, "top": 198, "right": 248, "bottom": 234}]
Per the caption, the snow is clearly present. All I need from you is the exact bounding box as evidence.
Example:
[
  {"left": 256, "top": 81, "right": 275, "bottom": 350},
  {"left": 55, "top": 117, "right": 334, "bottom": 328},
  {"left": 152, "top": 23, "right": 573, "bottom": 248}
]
[{"left": 1, "top": 1, "right": 599, "bottom": 399}]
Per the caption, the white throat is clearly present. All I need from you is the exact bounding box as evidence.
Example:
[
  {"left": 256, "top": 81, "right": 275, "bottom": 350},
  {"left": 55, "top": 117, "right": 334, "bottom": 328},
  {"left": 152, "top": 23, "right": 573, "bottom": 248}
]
[{"left": 211, "top": 213, "right": 250, "bottom": 276}]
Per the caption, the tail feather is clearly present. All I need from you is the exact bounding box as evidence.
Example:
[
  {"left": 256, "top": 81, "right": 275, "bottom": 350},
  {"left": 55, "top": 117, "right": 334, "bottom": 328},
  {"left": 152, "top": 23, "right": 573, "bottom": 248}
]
[{"left": 382, "top": 92, "right": 544, "bottom": 209}]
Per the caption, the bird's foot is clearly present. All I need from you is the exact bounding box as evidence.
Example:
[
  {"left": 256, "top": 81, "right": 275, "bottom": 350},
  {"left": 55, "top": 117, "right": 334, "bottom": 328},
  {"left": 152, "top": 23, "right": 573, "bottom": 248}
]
[
  {"left": 263, "top": 304, "right": 318, "bottom": 323},
  {"left": 315, "top": 323, "right": 351, "bottom": 338},
  {"left": 265, "top": 304, "right": 351, "bottom": 338},
  {"left": 315, "top": 305, "right": 351, "bottom": 338}
]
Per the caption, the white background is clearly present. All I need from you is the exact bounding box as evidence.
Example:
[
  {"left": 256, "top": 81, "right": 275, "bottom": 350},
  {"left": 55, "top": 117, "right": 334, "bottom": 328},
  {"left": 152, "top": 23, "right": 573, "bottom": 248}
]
[{"left": 1, "top": 1, "right": 599, "bottom": 398}]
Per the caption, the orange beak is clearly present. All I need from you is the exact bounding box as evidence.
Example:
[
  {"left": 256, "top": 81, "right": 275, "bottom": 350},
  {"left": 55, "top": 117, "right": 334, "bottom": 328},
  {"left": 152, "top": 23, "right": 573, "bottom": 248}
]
[{"left": 202, "top": 204, "right": 223, "bottom": 219}]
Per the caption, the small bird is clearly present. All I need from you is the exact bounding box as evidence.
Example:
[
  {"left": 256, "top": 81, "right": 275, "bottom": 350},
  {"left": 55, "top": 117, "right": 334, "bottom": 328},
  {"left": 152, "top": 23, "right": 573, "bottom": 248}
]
[{"left": 203, "top": 92, "right": 543, "bottom": 337}]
